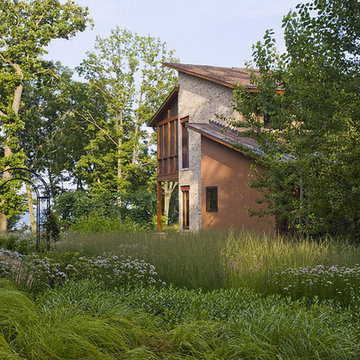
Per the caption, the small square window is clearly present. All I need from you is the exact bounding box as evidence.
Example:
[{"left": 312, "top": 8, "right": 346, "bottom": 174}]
[{"left": 206, "top": 187, "right": 218, "bottom": 212}]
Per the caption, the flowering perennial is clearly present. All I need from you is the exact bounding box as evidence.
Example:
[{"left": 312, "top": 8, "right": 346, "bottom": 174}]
[
  {"left": 0, "top": 248, "right": 165, "bottom": 291},
  {"left": 273, "top": 264, "right": 360, "bottom": 306}
]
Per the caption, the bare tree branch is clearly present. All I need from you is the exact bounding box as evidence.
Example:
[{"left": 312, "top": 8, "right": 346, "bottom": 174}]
[{"left": 73, "top": 109, "right": 118, "bottom": 146}]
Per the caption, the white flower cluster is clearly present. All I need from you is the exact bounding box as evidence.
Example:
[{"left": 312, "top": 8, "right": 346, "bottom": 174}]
[
  {"left": 273, "top": 264, "right": 360, "bottom": 303},
  {"left": 0, "top": 248, "right": 165, "bottom": 291}
]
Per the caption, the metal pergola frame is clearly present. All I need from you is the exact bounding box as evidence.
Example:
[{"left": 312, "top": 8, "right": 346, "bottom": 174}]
[{"left": 0, "top": 167, "right": 51, "bottom": 251}]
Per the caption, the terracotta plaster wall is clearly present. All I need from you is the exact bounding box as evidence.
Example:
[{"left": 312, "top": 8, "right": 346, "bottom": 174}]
[{"left": 201, "top": 136, "right": 274, "bottom": 233}]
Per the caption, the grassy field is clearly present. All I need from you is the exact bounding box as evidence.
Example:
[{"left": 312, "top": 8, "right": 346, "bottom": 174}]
[
  {"left": 54, "top": 230, "right": 360, "bottom": 305},
  {"left": 0, "top": 230, "right": 359, "bottom": 359}
]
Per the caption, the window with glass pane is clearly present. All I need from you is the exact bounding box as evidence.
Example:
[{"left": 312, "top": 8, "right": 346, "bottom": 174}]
[
  {"left": 206, "top": 187, "right": 218, "bottom": 212},
  {"left": 182, "top": 123, "right": 189, "bottom": 168}
]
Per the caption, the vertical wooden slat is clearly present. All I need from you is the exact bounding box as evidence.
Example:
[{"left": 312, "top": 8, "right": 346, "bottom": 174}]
[
  {"left": 157, "top": 181, "right": 162, "bottom": 232},
  {"left": 175, "top": 120, "right": 177, "bottom": 155},
  {"left": 168, "top": 120, "right": 171, "bottom": 157},
  {"left": 163, "top": 124, "right": 166, "bottom": 162},
  {"left": 157, "top": 126, "right": 160, "bottom": 176}
]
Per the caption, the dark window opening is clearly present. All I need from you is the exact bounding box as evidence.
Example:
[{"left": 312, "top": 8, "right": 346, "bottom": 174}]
[
  {"left": 182, "top": 187, "right": 190, "bottom": 229},
  {"left": 170, "top": 99, "right": 178, "bottom": 117},
  {"left": 206, "top": 187, "right": 218, "bottom": 212},
  {"left": 175, "top": 156, "right": 178, "bottom": 172},
  {"left": 170, "top": 121, "right": 175, "bottom": 155},
  {"left": 182, "top": 123, "right": 189, "bottom": 168},
  {"left": 159, "top": 126, "right": 163, "bottom": 158}
]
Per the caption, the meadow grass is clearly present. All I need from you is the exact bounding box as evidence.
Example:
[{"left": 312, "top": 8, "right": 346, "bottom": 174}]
[
  {"left": 1, "top": 229, "right": 360, "bottom": 358},
  {"left": 54, "top": 230, "right": 360, "bottom": 299},
  {"left": 38, "top": 279, "right": 360, "bottom": 359},
  {"left": 1, "top": 277, "right": 357, "bottom": 359}
]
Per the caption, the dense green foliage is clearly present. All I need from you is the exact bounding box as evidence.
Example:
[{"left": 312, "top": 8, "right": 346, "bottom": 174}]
[
  {"left": 0, "top": 0, "right": 91, "bottom": 229},
  {"left": 0, "top": 278, "right": 357, "bottom": 359},
  {"left": 0, "top": 2, "right": 178, "bottom": 231},
  {"left": 54, "top": 189, "right": 157, "bottom": 231},
  {"left": 233, "top": 0, "right": 360, "bottom": 239}
]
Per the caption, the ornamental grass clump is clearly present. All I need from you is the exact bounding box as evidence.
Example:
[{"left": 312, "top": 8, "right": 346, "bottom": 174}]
[
  {"left": 40, "top": 279, "right": 360, "bottom": 359},
  {"left": 273, "top": 264, "right": 360, "bottom": 307}
]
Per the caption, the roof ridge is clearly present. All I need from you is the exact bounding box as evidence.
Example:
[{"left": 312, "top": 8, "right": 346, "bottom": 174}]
[
  {"left": 163, "top": 62, "right": 258, "bottom": 89},
  {"left": 163, "top": 62, "right": 249, "bottom": 71}
]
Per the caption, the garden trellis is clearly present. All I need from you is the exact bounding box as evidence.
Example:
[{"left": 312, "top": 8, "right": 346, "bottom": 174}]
[{"left": 0, "top": 167, "right": 50, "bottom": 251}]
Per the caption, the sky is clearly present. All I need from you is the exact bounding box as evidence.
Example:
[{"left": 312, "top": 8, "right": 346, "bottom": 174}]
[{"left": 45, "top": 0, "right": 304, "bottom": 71}]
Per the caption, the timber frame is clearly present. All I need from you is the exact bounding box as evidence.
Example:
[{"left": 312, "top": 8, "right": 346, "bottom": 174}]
[{"left": 149, "top": 87, "right": 179, "bottom": 231}]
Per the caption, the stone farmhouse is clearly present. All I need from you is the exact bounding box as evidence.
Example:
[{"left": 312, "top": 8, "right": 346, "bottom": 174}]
[{"left": 148, "top": 63, "right": 274, "bottom": 233}]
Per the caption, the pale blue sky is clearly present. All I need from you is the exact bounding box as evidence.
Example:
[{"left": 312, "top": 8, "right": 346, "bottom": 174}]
[{"left": 45, "top": 0, "right": 304, "bottom": 70}]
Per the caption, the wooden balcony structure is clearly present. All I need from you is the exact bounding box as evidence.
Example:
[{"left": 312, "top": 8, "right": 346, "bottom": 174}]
[{"left": 148, "top": 87, "right": 179, "bottom": 231}]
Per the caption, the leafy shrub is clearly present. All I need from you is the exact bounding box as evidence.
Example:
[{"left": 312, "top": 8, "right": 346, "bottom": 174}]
[
  {"left": 53, "top": 190, "right": 93, "bottom": 225},
  {"left": 70, "top": 214, "right": 145, "bottom": 233},
  {"left": 0, "top": 233, "right": 36, "bottom": 254},
  {"left": 55, "top": 190, "right": 157, "bottom": 231}
]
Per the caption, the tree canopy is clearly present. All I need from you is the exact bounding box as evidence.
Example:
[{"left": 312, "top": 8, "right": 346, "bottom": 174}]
[
  {"left": 233, "top": 0, "right": 360, "bottom": 238},
  {"left": 0, "top": 0, "right": 92, "bottom": 230},
  {"left": 75, "top": 27, "right": 178, "bottom": 194}
]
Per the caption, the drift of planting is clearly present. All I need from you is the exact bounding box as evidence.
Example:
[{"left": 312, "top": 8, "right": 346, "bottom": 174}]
[{"left": 0, "top": 231, "right": 359, "bottom": 359}]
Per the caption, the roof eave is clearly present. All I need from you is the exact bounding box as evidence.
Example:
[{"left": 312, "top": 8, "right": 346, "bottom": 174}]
[
  {"left": 147, "top": 86, "right": 179, "bottom": 127},
  {"left": 185, "top": 123, "right": 263, "bottom": 161}
]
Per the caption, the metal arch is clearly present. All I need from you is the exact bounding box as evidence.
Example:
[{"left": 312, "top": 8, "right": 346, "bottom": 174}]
[
  {"left": 0, "top": 168, "right": 51, "bottom": 252},
  {"left": 0, "top": 167, "right": 50, "bottom": 197}
]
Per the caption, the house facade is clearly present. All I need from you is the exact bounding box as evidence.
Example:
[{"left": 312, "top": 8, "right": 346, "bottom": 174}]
[{"left": 148, "top": 63, "right": 274, "bottom": 233}]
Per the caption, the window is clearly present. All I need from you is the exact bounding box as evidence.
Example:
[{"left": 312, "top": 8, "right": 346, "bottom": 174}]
[
  {"left": 206, "top": 187, "right": 218, "bottom": 212},
  {"left": 182, "top": 122, "right": 189, "bottom": 168},
  {"left": 157, "top": 118, "right": 178, "bottom": 177},
  {"left": 181, "top": 186, "right": 190, "bottom": 229}
]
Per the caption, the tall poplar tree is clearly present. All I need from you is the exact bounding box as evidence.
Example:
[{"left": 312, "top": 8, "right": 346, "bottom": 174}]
[
  {"left": 0, "top": 0, "right": 91, "bottom": 231},
  {"left": 76, "top": 28, "right": 178, "bottom": 196}
]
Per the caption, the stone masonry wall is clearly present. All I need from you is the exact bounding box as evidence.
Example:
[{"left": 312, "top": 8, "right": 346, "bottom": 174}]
[{"left": 178, "top": 72, "right": 240, "bottom": 231}]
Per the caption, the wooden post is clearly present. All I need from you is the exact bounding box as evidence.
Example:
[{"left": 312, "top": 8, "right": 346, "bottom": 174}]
[{"left": 157, "top": 181, "right": 162, "bottom": 232}]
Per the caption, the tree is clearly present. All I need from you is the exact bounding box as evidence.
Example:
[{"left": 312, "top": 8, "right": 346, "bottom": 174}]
[
  {"left": 76, "top": 28, "right": 178, "bottom": 197},
  {"left": 20, "top": 62, "right": 92, "bottom": 194},
  {"left": 0, "top": 0, "right": 91, "bottom": 231},
  {"left": 19, "top": 62, "right": 92, "bottom": 231},
  {"left": 233, "top": 0, "right": 360, "bottom": 238},
  {"left": 163, "top": 181, "right": 178, "bottom": 226}
]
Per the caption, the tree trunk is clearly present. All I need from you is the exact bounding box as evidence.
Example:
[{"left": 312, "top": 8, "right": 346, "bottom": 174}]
[
  {"left": 116, "top": 112, "right": 123, "bottom": 206},
  {"left": 26, "top": 183, "right": 36, "bottom": 233},
  {"left": 0, "top": 214, "right": 7, "bottom": 232},
  {"left": 0, "top": 143, "right": 11, "bottom": 232},
  {"left": 0, "top": 79, "right": 24, "bottom": 232},
  {"left": 131, "top": 122, "right": 139, "bottom": 165},
  {"left": 132, "top": 96, "right": 143, "bottom": 165},
  {"left": 163, "top": 181, "right": 178, "bottom": 226}
]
